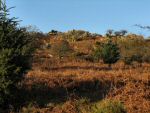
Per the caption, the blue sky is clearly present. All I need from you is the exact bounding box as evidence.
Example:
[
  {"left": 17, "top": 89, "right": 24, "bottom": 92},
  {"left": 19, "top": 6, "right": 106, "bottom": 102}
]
[{"left": 7, "top": 0, "right": 150, "bottom": 37}]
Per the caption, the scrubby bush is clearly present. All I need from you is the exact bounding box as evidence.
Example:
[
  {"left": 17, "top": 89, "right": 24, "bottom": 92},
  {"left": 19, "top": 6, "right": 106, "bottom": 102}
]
[
  {"left": 0, "top": 1, "right": 34, "bottom": 109},
  {"left": 101, "top": 35, "right": 120, "bottom": 68},
  {"left": 131, "top": 54, "right": 143, "bottom": 64},
  {"left": 60, "top": 30, "right": 93, "bottom": 42},
  {"left": 101, "top": 42, "right": 120, "bottom": 68},
  {"left": 92, "top": 48, "right": 102, "bottom": 62},
  {"left": 122, "top": 55, "right": 142, "bottom": 65},
  {"left": 48, "top": 29, "right": 59, "bottom": 35},
  {"left": 114, "top": 30, "right": 128, "bottom": 37},
  {"left": 118, "top": 35, "right": 150, "bottom": 64},
  {"left": 92, "top": 41, "right": 105, "bottom": 62},
  {"left": 51, "top": 40, "right": 73, "bottom": 58},
  {"left": 93, "top": 99, "right": 127, "bottom": 113},
  {"left": 25, "top": 25, "right": 47, "bottom": 49},
  {"left": 92, "top": 37, "right": 120, "bottom": 66}
]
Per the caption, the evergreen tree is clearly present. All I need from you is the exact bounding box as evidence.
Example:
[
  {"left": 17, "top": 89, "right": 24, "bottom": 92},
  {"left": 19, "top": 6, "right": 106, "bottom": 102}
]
[
  {"left": 0, "top": 0, "right": 34, "bottom": 109},
  {"left": 101, "top": 34, "right": 120, "bottom": 68}
]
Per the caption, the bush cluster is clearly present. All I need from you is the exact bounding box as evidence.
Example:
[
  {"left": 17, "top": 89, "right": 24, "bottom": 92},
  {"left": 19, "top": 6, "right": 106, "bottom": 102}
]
[
  {"left": 92, "top": 34, "right": 120, "bottom": 68},
  {"left": 118, "top": 34, "right": 150, "bottom": 65},
  {"left": 60, "top": 30, "right": 93, "bottom": 42}
]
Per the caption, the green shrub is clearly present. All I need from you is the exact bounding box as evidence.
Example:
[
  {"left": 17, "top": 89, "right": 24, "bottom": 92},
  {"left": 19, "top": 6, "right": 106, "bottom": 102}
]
[
  {"left": 91, "top": 41, "right": 104, "bottom": 62},
  {"left": 92, "top": 42, "right": 103, "bottom": 62},
  {"left": 93, "top": 99, "right": 127, "bottom": 113},
  {"left": 48, "top": 29, "right": 58, "bottom": 35},
  {"left": 122, "top": 54, "right": 143, "bottom": 66},
  {"left": 0, "top": 1, "right": 34, "bottom": 109},
  {"left": 101, "top": 37, "right": 120, "bottom": 68},
  {"left": 92, "top": 48, "right": 102, "bottom": 62}
]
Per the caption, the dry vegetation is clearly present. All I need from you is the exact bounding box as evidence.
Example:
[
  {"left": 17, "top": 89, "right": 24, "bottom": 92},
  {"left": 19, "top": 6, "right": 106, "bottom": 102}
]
[
  {"left": 19, "top": 36, "right": 150, "bottom": 113},
  {"left": 0, "top": 1, "right": 149, "bottom": 112}
]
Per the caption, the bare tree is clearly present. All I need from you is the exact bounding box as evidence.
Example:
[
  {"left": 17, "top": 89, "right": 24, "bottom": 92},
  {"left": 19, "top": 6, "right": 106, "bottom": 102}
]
[{"left": 135, "top": 24, "right": 150, "bottom": 30}]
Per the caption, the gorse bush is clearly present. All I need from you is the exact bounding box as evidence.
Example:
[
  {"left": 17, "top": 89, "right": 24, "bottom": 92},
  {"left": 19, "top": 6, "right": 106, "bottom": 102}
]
[{"left": 0, "top": 0, "right": 34, "bottom": 109}]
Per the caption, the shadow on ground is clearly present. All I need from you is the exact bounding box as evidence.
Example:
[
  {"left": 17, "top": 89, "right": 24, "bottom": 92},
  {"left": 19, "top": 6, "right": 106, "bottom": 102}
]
[
  {"left": 17, "top": 76, "right": 125, "bottom": 109},
  {"left": 42, "top": 65, "right": 114, "bottom": 71}
]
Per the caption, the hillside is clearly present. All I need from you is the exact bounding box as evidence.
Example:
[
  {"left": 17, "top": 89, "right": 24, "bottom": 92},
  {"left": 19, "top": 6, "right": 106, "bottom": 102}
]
[
  {"left": 0, "top": 1, "right": 150, "bottom": 113},
  {"left": 19, "top": 34, "right": 150, "bottom": 113}
]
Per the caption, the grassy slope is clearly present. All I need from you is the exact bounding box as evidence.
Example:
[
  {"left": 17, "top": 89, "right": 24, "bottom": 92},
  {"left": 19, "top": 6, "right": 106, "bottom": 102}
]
[{"left": 21, "top": 37, "right": 150, "bottom": 113}]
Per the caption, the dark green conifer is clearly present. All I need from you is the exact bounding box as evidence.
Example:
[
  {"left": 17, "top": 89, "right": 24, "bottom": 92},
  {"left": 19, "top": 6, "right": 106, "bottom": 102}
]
[
  {"left": 0, "top": 0, "right": 34, "bottom": 108},
  {"left": 101, "top": 33, "right": 120, "bottom": 68}
]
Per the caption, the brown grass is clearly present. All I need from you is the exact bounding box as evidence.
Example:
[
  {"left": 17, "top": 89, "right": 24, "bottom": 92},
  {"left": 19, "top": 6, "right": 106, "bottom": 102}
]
[{"left": 21, "top": 38, "right": 150, "bottom": 113}]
